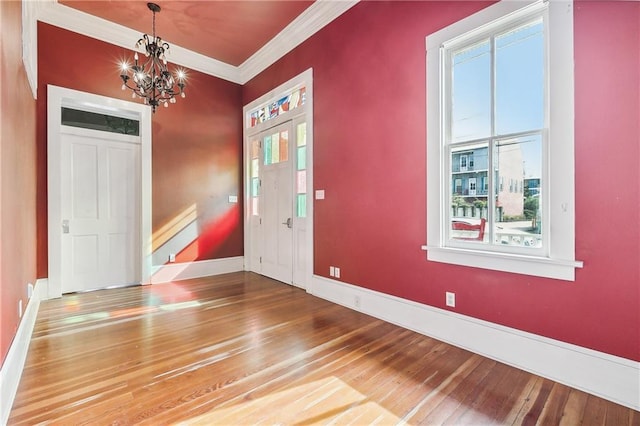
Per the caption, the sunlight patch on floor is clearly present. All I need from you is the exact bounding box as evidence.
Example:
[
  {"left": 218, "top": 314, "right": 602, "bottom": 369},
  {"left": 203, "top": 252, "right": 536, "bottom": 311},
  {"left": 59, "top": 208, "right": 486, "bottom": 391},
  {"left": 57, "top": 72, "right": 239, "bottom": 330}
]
[{"left": 177, "top": 376, "right": 401, "bottom": 425}]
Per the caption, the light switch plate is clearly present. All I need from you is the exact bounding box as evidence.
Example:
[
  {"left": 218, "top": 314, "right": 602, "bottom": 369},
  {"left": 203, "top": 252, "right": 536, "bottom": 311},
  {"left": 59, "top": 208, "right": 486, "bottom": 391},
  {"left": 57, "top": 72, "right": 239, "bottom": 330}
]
[{"left": 315, "top": 190, "right": 325, "bottom": 200}]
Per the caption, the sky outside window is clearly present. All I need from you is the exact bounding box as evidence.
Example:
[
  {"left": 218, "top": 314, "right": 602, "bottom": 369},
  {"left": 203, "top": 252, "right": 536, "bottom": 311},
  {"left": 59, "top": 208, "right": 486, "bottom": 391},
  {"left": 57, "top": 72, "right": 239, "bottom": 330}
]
[{"left": 451, "top": 19, "right": 544, "bottom": 178}]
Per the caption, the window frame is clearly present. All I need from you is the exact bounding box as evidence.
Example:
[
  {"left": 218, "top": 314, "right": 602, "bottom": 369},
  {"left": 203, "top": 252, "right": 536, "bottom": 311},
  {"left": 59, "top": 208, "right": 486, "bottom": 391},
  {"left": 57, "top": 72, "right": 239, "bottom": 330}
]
[{"left": 423, "top": 0, "right": 583, "bottom": 281}]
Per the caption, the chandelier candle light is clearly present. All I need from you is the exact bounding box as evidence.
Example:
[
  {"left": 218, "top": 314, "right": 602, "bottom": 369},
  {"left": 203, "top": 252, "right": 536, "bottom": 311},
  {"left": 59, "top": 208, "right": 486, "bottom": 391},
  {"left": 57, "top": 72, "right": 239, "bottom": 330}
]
[{"left": 119, "top": 2, "right": 186, "bottom": 112}]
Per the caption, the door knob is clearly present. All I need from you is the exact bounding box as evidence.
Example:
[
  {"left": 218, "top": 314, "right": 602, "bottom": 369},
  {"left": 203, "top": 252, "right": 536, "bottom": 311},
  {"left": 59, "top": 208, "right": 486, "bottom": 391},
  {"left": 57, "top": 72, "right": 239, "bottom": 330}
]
[
  {"left": 281, "top": 217, "right": 292, "bottom": 228},
  {"left": 62, "top": 220, "right": 69, "bottom": 234}
]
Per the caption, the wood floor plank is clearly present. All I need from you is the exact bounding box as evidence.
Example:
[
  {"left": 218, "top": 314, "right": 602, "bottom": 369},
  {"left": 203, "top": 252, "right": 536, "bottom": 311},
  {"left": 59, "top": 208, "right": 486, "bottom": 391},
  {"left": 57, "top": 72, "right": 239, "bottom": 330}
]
[{"left": 8, "top": 272, "right": 638, "bottom": 425}]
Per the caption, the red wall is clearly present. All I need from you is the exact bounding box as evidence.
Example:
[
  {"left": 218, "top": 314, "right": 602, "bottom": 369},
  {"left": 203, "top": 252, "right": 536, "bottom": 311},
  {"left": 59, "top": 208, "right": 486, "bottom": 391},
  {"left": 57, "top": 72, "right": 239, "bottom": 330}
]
[
  {"left": 0, "top": 1, "right": 38, "bottom": 365},
  {"left": 244, "top": 0, "right": 640, "bottom": 361},
  {"left": 36, "top": 23, "right": 244, "bottom": 277}
]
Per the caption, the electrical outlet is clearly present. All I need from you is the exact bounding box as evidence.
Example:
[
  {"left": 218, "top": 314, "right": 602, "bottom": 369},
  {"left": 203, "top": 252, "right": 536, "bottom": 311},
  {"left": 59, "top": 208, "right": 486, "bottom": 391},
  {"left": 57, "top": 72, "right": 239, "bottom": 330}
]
[
  {"left": 334, "top": 267, "right": 341, "bottom": 278},
  {"left": 169, "top": 253, "right": 176, "bottom": 263},
  {"left": 27, "top": 282, "right": 34, "bottom": 299},
  {"left": 330, "top": 266, "right": 335, "bottom": 277},
  {"left": 446, "top": 292, "right": 456, "bottom": 307},
  {"left": 19, "top": 299, "right": 23, "bottom": 318}
]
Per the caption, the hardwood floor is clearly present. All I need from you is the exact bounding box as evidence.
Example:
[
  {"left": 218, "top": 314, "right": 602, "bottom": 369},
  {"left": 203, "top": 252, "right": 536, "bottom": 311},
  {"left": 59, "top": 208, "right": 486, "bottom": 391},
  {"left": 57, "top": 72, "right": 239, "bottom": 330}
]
[{"left": 8, "top": 272, "right": 639, "bottom": 425}]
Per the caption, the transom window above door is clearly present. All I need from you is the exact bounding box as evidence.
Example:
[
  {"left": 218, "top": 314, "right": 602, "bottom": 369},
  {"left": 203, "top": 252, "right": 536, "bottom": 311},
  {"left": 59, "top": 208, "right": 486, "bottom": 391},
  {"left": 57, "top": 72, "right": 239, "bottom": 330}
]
[{"left": 248, "top": 86, "right": 306, "bottom": 129}]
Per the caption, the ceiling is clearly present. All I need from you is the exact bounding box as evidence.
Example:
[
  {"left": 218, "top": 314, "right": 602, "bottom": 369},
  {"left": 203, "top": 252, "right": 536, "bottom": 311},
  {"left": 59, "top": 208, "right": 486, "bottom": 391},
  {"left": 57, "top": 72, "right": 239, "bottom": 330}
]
[{"left": 59, "top": 1, "right": 316, "bottom": 67}]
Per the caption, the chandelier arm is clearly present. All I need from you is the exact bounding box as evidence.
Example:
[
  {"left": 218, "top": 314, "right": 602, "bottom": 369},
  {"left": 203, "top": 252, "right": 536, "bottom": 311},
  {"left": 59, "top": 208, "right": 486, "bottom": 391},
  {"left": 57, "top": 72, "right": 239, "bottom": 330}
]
[{"left": 121, "top": 78, "right": 147, "bottom": 97}]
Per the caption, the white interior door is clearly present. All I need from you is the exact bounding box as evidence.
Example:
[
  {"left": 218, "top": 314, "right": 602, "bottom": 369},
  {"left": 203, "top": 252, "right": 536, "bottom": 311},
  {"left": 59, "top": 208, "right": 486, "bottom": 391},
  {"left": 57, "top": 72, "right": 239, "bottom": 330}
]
[
  {"left": 260, "top": 123, "right": 294, "bottom": 284},
  {"left": 60, "top": 127, "right": 141, "bottom": 293}
]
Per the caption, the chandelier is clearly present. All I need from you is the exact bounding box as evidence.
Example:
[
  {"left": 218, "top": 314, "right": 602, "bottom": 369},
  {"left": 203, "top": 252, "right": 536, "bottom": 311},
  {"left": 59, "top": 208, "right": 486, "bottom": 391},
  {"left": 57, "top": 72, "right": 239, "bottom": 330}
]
[{"left": 119, "top": 2, "right": 186, "bottom": 112}]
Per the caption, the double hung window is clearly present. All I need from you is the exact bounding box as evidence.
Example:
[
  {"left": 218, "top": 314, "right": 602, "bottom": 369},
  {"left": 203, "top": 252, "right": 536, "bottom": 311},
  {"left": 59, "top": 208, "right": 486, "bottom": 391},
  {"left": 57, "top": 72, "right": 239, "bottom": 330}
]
[{"left": 424, "top": 0, "right": 582, "bottom": 280}]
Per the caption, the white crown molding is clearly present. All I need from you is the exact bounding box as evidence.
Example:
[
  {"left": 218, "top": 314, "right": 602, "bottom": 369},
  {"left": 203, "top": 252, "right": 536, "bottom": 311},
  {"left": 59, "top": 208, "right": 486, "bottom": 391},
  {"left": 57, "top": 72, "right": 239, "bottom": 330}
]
[
  {"left": 22, "top": 0, "right": 39, "bottom": 98},
  {"left": 33, "top": 1, "right": 241, "bottom": 84},
  {"left": 238, "top": 0, "right": 360, "bottom": 83},
  {"left": 24, "top": 0, "right": 360, "bottom": 87}
]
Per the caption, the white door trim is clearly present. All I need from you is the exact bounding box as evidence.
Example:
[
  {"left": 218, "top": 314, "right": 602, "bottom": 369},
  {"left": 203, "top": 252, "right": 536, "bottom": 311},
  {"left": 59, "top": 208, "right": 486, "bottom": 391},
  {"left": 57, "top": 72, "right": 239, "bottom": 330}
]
[
  {"left": 47, "top": 85, "right": 152, "bottom": 298},
  {"left": 243, "top": 69, "right": 313, "bottom": 290}
]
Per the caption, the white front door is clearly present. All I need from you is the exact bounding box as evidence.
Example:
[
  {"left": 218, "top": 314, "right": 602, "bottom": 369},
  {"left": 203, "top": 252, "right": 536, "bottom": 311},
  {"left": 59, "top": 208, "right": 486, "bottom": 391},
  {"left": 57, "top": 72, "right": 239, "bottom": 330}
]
[
  {"left": 60, "top": 126, "right": 141, "bottom": 293},
  {"left": 260, "top": 123, "right": 294, "bottom": 284},
  {"left": 243, "top": 69, "right": 313, "bottom": 290}
]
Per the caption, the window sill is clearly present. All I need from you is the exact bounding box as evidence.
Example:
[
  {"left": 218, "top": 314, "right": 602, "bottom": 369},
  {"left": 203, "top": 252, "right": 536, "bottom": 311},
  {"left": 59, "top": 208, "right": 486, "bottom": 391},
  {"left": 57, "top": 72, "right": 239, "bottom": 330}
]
[{"left": 421, "top": 245, "right": 583, "bottom": 281}]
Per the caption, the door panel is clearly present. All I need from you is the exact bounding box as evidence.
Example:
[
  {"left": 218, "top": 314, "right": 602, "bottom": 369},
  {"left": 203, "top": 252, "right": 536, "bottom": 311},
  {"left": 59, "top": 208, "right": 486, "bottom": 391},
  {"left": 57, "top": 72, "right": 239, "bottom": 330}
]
[
  {"left": 260, "top": 124, "right": 293, "bottom": 284},
  {"left": 61, "top": 130, "right": 140, "bottom": 293}
]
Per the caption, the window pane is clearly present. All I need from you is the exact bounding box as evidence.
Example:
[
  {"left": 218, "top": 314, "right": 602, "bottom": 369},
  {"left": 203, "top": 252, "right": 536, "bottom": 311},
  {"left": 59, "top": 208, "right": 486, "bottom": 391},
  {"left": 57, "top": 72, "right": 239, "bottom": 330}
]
[
  {"left": 297, "top": 146, "right": 306, "bottom": 170},
  {"left": 271, "top": 132, "right": 280, "bottom": 164},
  {"left": 251, "top": 158, "right": 259, "bottom": 178},
  {"left": 264, "top": 135, "right": 272, "bottom": 165},
  {"left": 297, "top": 122, "right": 307, "bottom": 147},
  {"left": 450, "top": 143, "right": 489, "bottom": 242},
  {"left": 61, "top": 107, "right": 139, "bottom": 135},
  {"left": 494, "top": 134, "right": 542, "bottom": 248},
  {"left": 496, "top": 20, "right": 544, "bottom": 135},
  {"left": 297, "top": 170, "right": 306, "bottom": 194},
  {"left": 251, "top": 177, "right": 260, "bottom": 197},
  {"left": 251, "top": 139, "right": 260, "bottom": 159},
  {"left": 290, "top": 88, "right": 306, "bottom": 110},
  {"left": 452, "top": 39, "right": 491, "bottom": 142},
  {"left": 279, "top": 130, "right": 289, "bottom": 162},
  {"left": 297, "top": 194, "right": 307, "bottom": 218},
  {"left": 277, "top": 95, "right": 290, "bottom": 114}
]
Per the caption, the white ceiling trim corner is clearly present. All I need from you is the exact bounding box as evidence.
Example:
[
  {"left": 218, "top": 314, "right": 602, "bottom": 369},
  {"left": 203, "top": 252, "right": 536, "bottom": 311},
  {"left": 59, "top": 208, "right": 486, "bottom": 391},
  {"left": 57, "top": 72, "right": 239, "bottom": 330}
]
[
  {"left": 238, "top": 0, "right": 359, "bottom": 84},
  {"left": 25, "top": 0, "right": 359, "bottom": 87}
]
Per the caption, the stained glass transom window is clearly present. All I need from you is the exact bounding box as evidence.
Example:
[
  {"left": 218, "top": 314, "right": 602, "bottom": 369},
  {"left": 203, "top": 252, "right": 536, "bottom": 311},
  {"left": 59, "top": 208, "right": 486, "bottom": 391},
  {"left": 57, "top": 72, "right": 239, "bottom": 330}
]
[{"left": 249, "top": 87, "right": 306, "bottom": 128}]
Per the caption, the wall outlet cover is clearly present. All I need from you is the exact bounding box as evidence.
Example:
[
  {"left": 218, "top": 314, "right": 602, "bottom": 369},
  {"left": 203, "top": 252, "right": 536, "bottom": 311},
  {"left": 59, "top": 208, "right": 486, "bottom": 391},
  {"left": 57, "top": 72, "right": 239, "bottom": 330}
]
[{"left": 446, "top": 292, "right": 456, "bottom": 307}]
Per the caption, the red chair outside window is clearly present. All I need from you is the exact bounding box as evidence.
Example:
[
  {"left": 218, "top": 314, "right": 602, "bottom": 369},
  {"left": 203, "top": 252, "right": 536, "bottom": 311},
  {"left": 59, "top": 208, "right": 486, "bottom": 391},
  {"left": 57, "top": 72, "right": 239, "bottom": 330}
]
[{"left": 451, "top": 218, "right": 486, "bottom": 241}]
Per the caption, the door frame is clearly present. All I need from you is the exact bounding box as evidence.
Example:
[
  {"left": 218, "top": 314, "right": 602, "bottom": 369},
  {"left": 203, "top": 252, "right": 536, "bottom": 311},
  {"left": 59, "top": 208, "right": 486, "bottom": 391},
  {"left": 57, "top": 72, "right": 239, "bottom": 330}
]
[
  {"left": 47, "top": 85, "right": 152, "bottom": 298},
  {"left": 242, "top": 69, "right": 313, "bottom": 289}
]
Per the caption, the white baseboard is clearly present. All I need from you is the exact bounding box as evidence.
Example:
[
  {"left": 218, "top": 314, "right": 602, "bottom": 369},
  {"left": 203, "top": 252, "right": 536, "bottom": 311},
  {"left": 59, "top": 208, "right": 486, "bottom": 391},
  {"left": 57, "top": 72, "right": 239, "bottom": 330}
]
[
  {"left": 0, "top": 278, "right": 46, "bottom": 425},
  {"left": 150, "top": 256, "right": 244, "bottom": 284},
  {"left": 309, "top": 275, "right": 640, "bottom": 411}
]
